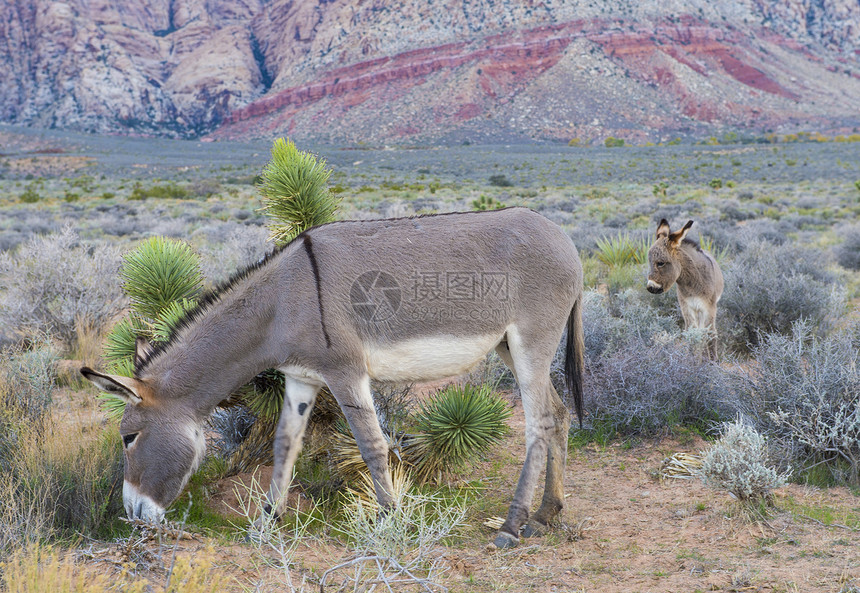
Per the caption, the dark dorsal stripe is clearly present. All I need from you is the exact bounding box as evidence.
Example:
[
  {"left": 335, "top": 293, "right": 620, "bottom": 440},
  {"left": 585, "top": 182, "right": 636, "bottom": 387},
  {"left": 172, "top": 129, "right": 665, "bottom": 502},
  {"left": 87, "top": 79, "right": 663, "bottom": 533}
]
[{"left": 302, "top": 234, "right": 332, "bottom": 348}]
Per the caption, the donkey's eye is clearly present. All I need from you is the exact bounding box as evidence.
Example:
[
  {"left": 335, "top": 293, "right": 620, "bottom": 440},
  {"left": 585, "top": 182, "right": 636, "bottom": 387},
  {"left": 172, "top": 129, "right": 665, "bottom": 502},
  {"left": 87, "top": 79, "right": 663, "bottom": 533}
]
[
  {"left": 122, "top": 433, "right": 138, "bottom": 448},
  {"left": 656, "top": 261, "right": 666, "bottom": 268}
]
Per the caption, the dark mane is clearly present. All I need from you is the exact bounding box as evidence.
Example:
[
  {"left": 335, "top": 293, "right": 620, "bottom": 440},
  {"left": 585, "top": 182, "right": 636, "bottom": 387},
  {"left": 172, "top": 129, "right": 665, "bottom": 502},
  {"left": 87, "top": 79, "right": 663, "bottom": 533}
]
[
  {"left": 134, "top": 241, "right": 291, "bottom": 376},
  {"left": 133, "top": 207, "right": 531, "bottom": 375},
  {"left": 682, "top": 236, "right": 703, "bottom": 252}
]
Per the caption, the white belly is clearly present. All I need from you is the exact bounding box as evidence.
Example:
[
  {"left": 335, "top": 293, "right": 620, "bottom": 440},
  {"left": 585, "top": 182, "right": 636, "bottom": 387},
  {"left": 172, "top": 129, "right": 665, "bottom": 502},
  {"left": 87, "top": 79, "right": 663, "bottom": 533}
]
[{"left": 365, "top": 334, "right": 503, "bottom": 382}]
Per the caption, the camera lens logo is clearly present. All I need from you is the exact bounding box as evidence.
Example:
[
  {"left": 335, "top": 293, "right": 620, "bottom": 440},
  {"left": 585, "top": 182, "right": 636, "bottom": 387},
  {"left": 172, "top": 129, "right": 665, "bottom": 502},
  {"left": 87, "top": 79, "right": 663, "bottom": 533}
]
[{"left": 350, "top": 271, "right": 401, "bottom": 322}]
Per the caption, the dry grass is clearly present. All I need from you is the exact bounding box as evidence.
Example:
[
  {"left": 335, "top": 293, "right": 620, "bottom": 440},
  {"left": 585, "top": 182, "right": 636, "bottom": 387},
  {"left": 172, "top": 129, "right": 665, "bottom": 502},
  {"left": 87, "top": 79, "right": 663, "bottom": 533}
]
[{"left": 1, "top": 543, "right": 231, "bottom": 593}]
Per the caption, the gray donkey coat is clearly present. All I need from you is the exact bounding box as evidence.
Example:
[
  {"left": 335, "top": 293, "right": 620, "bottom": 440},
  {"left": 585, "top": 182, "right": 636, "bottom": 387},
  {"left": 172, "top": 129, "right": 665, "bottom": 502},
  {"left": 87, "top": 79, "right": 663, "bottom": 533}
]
[{"left": 81, "top": 207, "right": 585, "bottom": 549}]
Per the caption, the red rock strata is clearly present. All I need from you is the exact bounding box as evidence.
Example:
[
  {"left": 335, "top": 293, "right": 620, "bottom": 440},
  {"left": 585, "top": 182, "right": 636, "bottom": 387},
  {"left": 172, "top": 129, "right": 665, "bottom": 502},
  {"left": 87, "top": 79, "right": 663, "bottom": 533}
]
[{"left": 215, "top": 16, "right": 812, "bottom": 141}]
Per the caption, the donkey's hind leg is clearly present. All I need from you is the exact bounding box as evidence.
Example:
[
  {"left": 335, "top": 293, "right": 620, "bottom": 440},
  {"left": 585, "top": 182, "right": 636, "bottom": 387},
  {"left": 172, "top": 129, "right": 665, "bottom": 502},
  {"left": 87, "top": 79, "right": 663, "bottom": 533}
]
[
  {"left": 327, "top": 372, "right": 396, "bottom": 510},
  {"left": 523, "top": 382, "right": 570, "bottom": 537},
  {"left": 263, "top": 376, "right": 320, "bottom": 522},
  {"left": 495, "top": 341, "right": 567, "bottom": 533},
  {"left": 493, "top": 330, "right": 561, "bottom": 549}
]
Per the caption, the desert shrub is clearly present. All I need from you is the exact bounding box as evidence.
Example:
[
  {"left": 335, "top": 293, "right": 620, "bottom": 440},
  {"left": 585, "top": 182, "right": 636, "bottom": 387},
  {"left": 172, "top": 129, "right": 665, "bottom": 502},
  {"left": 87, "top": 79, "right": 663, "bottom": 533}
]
[
  {"left": 0, "top": 339, "right": 124, "bottom": 557},
  {"left": 719, "top": 241, "right": 842, "bottom": 352},
  {"left": 333, "top": 483, "right": 466, "bottom": 574},
  {"left": 834, "top": 224, "right": 860, "bottom": 271},
  {"left": 700, "top": 418, "right": 788, "bottom": 502},
  {"left": 194, "top": 224, "right": 270, "bottom": 284},
  {"left": 576, "top": 288, "right": 684, "bottom": 377},
  {"left": 0, "top": 228, "right": 126, "bottom": 346},
  {"left": 488, "top": 174, "right": 513, "bottom": 187},
  {"left": 129, "top": 182, "right": 189, "bottom": 200},
  {"left": 604, "top": 136, "right": 624, "bottom": 147},
  {"left": 584, "top": 337, "right": 735, "bottom": 436},
  {"left": 733, "top": 319, "right": 860, "bottom": 485}
]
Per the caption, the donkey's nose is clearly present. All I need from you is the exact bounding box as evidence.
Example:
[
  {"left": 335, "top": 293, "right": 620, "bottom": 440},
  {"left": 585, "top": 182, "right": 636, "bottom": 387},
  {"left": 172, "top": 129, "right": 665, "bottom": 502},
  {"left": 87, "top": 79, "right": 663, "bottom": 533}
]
[
  {"left": 123, "top": 480, "right": 166, "bottom": 523},
  {"left": 646, "top": 279, "right": 663, "bottom": 294}
]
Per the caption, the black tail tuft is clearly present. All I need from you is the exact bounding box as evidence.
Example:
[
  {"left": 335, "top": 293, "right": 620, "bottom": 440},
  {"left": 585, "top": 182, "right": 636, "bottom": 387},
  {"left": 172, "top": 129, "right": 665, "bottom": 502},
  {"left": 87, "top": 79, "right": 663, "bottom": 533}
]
[{"left": 564, "top": 297, "right": 585, "bottom": 428}]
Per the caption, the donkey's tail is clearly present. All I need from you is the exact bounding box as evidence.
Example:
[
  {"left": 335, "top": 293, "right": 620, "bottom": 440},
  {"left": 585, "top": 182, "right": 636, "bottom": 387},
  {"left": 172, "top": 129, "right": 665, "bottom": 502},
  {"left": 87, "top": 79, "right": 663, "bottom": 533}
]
[{"left": 565, "top": 295, "right": 585, "bottom": 428}]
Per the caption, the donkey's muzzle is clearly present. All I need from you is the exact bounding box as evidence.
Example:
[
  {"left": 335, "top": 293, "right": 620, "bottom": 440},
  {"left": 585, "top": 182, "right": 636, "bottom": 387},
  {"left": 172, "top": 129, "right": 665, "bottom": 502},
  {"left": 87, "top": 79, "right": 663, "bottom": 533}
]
[
  {"left": 123, "top": 480, "right": 166, "bottom": 523},
  {"left": 646, "top": 280, "right": 664, "bottom": 294}
]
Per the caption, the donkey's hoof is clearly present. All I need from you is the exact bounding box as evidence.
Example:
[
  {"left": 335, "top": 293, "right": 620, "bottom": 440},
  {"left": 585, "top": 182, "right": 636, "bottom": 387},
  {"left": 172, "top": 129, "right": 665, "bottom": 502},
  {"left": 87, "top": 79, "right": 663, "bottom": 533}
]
[
  {"left": 492, "top": 531, "right": 519, "bottom": 549},
  {"left": 521, "top": 519, "right": 549, "bottom": 538}
]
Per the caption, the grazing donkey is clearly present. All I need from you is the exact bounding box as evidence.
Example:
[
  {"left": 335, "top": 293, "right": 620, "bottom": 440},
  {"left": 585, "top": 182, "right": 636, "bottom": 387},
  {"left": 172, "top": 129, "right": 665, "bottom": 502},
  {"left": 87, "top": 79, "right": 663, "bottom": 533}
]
[
  {"left": 646, "top": 219, "right": 724, "bottom": 357},
  {"left": 81, "top": 207, "right": 584, "bottom": 549}
]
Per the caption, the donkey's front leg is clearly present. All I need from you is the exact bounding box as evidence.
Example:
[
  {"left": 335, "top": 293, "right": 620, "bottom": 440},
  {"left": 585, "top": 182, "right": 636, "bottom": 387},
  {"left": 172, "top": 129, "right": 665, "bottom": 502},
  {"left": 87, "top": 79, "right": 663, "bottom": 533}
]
[
  {"left": 328, "top": 373, "right": 395, "bottom": 510},
  {"left": 262, "top": 376, "right": 320, "bottom": 523}
]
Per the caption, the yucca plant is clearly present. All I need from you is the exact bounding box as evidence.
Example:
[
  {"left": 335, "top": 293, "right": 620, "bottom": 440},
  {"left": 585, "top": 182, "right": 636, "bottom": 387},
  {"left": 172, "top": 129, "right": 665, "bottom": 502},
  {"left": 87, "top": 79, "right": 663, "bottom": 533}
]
[
  {"left": 258, "top": 138, "right": 340, "bottom": 246},
  {"left": 98, "top": 237, "right": 204, "bottom": 417},
  {"left": 699, "top": 235, "right": 730, "bottom": 264},
  {"left": 118, "top": 236, "right": 203, "bottom": 321},
  {"left": 595, "top": 233, "right": 649, "bottom": 267},
  {"left": 402, "top": 383, "right": 511, "bottom": 485}
]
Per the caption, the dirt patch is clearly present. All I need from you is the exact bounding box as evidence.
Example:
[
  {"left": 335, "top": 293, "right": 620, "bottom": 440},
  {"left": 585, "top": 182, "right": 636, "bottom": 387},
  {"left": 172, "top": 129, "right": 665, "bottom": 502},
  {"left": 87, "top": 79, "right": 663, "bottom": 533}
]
[{"left": 75, "top": 390, "right": 860, "bottom": 592}]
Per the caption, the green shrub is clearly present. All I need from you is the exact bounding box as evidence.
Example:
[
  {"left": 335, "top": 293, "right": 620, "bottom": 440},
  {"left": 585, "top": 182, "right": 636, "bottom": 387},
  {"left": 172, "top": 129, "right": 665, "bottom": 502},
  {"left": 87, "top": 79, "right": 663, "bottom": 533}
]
[
  {"left": 129, "top": 182, "right": 189, "bottom": 200},
  {"left": 652, "top": 181, "right": 669, "bottom": 197},
  {"left": 18, "top": 184, "right": 41, "bottom": 203},
  {"left": 604, "top": 137, "right": 625, "bottom": 148},
  {"left": 472, "top": 194, "right": 504, "bottom": 210},
  {"left": 709, "top": 178, "right": 723, "bottom": 190},
  {"left": 488, "top": 174, "right": 513, "bottom": 187}
]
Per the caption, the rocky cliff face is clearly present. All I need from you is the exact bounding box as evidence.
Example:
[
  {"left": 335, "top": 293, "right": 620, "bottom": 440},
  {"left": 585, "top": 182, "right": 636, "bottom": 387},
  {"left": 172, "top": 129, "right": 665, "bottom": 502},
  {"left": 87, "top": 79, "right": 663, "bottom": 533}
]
[{"left": 1, "top": 0, "right": 858, "bottom": 142}]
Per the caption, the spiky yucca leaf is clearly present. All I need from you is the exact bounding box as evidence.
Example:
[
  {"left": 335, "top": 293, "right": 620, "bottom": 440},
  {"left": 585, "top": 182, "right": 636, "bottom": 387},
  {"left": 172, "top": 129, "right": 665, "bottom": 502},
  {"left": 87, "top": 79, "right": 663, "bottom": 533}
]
[
  {"left": 404, "top": 383, "right": 511, "bottom": 484},
  {"left": 348, "top": 465, "right": 412, "bottom": 511},
  {"left": 102, "top": 314, "right": 148, "bottom": 374},
  {"left": 595, "top": 234, "right": 649, "bottom": 267},
  {"left": 258, "top": 138, "right": 340, "bottom": 245},
  {"left": 329, "top": 419, "right": 405, "bottom": 485},
  {"left": 97, "top": 392, "right": 128, "bottom": 420},
  {"left": 151, "top": 298, "right": 198, "bottom": 343},
  {"left": 236, "top": 369, "right": 285, "bottom": 421},
  {"left": 119, "top": 236, "right": 203, "bottom": 321}
]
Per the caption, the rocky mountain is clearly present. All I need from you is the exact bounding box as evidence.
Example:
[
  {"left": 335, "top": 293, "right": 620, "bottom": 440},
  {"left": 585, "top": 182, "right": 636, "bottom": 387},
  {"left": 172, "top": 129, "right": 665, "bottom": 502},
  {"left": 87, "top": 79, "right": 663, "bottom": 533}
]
[{"left": 1, "top": 0, "right": 858, "bottom": 144}]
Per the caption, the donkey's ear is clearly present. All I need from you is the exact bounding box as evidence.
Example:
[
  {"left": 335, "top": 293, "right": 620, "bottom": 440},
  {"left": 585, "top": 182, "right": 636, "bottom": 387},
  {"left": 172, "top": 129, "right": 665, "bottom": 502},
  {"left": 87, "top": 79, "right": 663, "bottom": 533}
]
[
  {"left": 134, "top": 337, "right": 154, "bottom": 369},
  {"left": 80, "top": 367, "right": 143, "bottom": 406},
  {"left": 656, "top": 219, "right": 670, "bottom": 239},
  {"left": 669, "top": 220, "right": 694, "bottom": 245}
]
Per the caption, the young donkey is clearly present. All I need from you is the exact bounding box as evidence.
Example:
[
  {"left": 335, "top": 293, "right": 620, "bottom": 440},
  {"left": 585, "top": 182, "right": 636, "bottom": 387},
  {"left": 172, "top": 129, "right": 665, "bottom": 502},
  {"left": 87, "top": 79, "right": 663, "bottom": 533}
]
[
  {"left": 81, "top": 207, "right": 585, "bottom": 549},
  {"left": 646, "top": 219, "right": 724, "bottom": 357}
]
